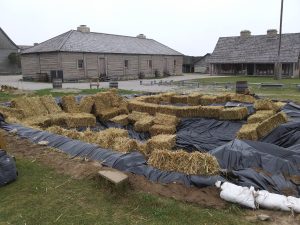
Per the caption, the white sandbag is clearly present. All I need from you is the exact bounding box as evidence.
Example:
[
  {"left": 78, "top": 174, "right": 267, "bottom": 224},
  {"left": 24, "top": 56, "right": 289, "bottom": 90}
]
[
  {"left": 217, "top": 181, "right": 256, "bottom": 209},
  {"left": 255, "top": 190, "right": 290, "bottom": 211},
  {"left": 287, "top": 196, "right": 300, "bottom": 213}
]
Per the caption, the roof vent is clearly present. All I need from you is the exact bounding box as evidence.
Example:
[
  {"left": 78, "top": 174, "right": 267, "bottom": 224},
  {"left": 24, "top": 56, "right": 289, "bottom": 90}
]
[
  {"left": 34, "top": 43, "right": 39, "bottom": 46},
  {"left": 267, "top": 29, "right": 277, "bottom": 38},
  {"left": 77, "top": 25, "right": 90, "bottom": 33},
  {"left": 240, "top": 30, "right": 251, "bottom": 38},
  {"left": 136, "top": 34, "right": 146, "bottom": 39}
]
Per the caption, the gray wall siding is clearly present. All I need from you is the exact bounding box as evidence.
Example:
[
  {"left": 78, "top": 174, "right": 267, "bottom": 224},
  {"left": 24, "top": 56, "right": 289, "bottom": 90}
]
[{"left": 21, "top": 52, "right": 183, "bottom": 80}]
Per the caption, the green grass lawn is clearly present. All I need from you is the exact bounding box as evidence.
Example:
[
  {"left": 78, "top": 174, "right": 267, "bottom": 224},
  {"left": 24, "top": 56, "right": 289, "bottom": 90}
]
[
  {"left": 0, "top": 159, "right": 254, "bottom": 225},
  {"left": 193, "top": 76, "right": 300, "bottom": 103}
]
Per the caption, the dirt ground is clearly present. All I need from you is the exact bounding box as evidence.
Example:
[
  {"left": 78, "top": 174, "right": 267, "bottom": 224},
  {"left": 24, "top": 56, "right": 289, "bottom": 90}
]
[{"left": 1, "top": 128, "right": 300, "bottom": 224}]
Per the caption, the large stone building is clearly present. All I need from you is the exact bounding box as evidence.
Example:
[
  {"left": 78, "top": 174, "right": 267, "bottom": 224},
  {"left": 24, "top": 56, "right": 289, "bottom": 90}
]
[
  {"left": 0, "top": 27, "right": 20, "bottom": 74},
  {"left": 209, "top": 30, "right": 300, "bottom": 77},
  {"left": 21, "top": 25, "right": 183, "bottom": 81}
]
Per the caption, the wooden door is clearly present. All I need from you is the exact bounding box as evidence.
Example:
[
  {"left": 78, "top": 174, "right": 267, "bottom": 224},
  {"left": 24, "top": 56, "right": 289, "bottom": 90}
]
[
  {"left": 98, "top": 58, "right": 106, "bottom": 75},
  {"left": 164, "top": 58, "right": 168, "bottom": 73}
]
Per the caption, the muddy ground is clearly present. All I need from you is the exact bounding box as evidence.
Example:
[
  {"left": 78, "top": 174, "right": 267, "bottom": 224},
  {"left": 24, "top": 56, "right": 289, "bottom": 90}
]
[{"left": 1, "top": 129, "right": 300, "bottom": 224}]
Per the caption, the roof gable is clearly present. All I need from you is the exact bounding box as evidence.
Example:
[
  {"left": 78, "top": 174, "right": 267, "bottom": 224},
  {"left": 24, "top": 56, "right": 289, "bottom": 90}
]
[
  {"left": 23, "top": 30, "right": 182, "bottom": 56},
  {"left": 0, "top": 27, "right": 18, "bottom": 50},
  {"left": 210, "top": 33, "right": 300, "bottom": 63}
]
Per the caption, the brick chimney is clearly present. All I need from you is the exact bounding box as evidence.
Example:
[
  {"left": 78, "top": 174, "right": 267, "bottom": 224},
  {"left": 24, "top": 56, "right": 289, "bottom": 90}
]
[
  {"left": 267, "top": 29, "right": 278, "bottom": 38},
  {"left": 240, "top": 30, "right": 251, "bottom": 38},
  {"left": 77, "top": 25, "right": 90, "bottom": 33}
]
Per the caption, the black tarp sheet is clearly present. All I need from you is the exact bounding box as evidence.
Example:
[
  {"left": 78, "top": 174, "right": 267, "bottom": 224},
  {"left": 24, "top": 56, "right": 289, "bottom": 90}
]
[
  {"left": 0, "top": 150, "right": 17, "bottom": 187},
  {"left": 1, "top": 101, "right": 300, "bottom": 195}
]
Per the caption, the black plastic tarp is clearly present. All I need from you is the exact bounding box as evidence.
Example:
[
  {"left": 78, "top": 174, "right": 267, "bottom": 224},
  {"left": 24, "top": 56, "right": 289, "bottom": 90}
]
[
  {"left": 176, "top": 118, "right": 243, "bottom": 151},
  {"left": 0, "top": 150, "right": 17, "bottom": 187}
]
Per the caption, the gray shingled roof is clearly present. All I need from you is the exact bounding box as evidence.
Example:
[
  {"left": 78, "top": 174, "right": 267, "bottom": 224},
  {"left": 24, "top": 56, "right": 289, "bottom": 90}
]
[
  {"left": 22, "top": 30, "right": 182, "bottom": 56},
  {"left": 210, "top": 33, "right": 300, "bottom": 63}
]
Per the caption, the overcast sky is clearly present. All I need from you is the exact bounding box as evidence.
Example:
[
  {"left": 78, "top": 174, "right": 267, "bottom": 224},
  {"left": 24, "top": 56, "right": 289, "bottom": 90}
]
[{"left": 1, "top": 0, "right": 299, "bottom": 56}]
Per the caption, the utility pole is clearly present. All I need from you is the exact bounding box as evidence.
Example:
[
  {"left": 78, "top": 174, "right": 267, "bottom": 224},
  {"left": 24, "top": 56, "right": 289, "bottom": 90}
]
[{"left": 275, "top": 0, "right": 284, "bottom": 80}]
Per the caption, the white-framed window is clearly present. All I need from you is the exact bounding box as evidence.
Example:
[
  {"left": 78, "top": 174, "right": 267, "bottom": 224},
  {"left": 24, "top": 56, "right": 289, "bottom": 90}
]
[
  {"left": 148, "top": 60, "right": 152, "bottom": 68},
  {"left": 124, "top": 60, "right": 129, "bottom": 69},
  {"left": 77, "top": 59, "right": 84, "bottom": 69}
]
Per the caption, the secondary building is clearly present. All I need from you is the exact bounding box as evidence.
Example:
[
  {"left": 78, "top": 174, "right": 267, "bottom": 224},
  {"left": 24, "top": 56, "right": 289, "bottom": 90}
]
[
  {"left": 21, "top": 25, "right": 183, "bottom": 81},
  {"left": 0, "top": 27, "right": 20, "bottom": 74},
  {"left": 209, "top": 30, "right": 300, "bottom": 77}
]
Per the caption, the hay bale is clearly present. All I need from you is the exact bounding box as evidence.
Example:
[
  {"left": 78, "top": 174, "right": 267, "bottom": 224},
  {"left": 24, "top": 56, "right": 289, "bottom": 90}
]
[
  {"left": 112, "top": 137, "right": 138, "bottom": 153},
  {"left": 170, "top": 95, "right": 188, "bottom": 104},
  {"left": 187, "top": 93, "right": 202, "bottom": 106},
  {"left": 236, "top": 123, "right": 260, "bottom": 140},
  {"left": 200, "top": 95, "right": 217, "bottom": 105},
  {"left": 159, "top": 92, "right": 176, "bottom": 103},
  {"left": 110, "top": 114, "right": 129, "bottom": 126},
  {"left": 148, "top": 149, "right": 220, "bottom": 175},
  {"left": 137, "top": 142, "right": 147, "bottom": 156},
  {"left": 256, "top": 110, "right": 276, "bottom": 116},
  {"left": 64, "top": 113, "right": 96, "bottom": 128},
  {"left": 254, "top": 99, "right": 281, "bottom": 111},
  {"left": 79, "top": 96, "right": 95, "bottom": 113},
  {"left": 149, "top": 124, "right": 176, "bottom": 136},
  {"left": 134, "top": 116, "right": 154, "bottom": 132},
  {"left": 95, "top": 128, "right": 128, "bottom": 148},
  {"left": 61, "top": 95, "right": 80, "bottom": 113},
  {"left": 128, "top": 100, "right": 158, "bottom": 115},
  {"left": 153, "top": 113, "right": 179, "bottom": 126},
  {"left": 274, "top": 101, "right": 286, "bottom": 109},
  {"left": 29, "top": 97, "right": 49, "bottom": 116},
  {"left": 0, "top": 105, "right": 24, "bottom": 120},
  {"left": 99, "top": 108, "right": 127, "bottom": 120},
  {"left": 11, "top": 97, "right": 45, "bottom": 117},
  {"left": 198, "top": 106, "right": 224, "bottom": 118},
  {"left": 256, "top": 112, "right": 288, "bottom": 139},
  {"left": 219, "top": 107, "right": 248, "bottom": 120},
  {"left": 247, "top": 113, "right": 269, "bottom": 124},
  {"left": 146, "top": 134, "right": 176, "bottom": 154},
  {"left": 40, "top": 96, "right": 62, "bottom": 114},
  {"left": 156, "top": 105, "right": 178, "bottom": 116},
  {"left": 231, "top": 94, "right": 256, "bottom": 103},
  {"left": 142, "top": 95, "right": 161, "bottom": 104},
  {"left": 128, "top": 111, "right": 151, "bottom": 123}
]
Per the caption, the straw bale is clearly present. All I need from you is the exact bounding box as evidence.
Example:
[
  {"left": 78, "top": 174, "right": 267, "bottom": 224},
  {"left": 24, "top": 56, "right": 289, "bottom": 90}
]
[
  {"left": 149, "top": 124, "right": 176, "bottom": 136},
  {"left": 28, "top": 97, "right": 49, "bottom": 116},
  {"left": 79, "top": 96, "right": 95, "bottom": 113},
  {"left": 148, "top": 149, "right": 220, "bottom": 175},
  {"left": 170, "top": 95, "right": 188, "bottom": 104},
  {"left": 256, "top": 112, "right": 288, "bottom": 139},
  {"left": 112, "top": 137, "right": 138, "bottom": 153},
  {"left": 128, "top": 100, "right": 158, "bottom": 115},
  {"left": 254, "top": 99, "right": 281, "bottom": 111},
  {"left": 40, "top": 95, "right": 62, "bottom": 114},
  {"left": 143, "top": 95, "right": 161, "bottom": 104},
  {"left": 128, "top": 111, "right": 151, "bottom": 123},
  {"left": 11, "top": 97, "right": 37, "bottom": 117},
  {"left": 219, "top": 107, "right": 248, "bottom": 120},
  {"left": 200, "top": 95, "right": 217, "bottom": 105},
  {"left": 187, "top": 93, "right": 202, "bottom": 106},
  {"left": 247, "top": 113, "right": 269, "bottom": 124},
  {"left": 215, "top": 94, "right": 229, "bottom": 103},
  {"left": 61, "top": 95, "right": 80, "bottom": 113},
  {"left": 160, "top": 92, "right": 176, "bottom": 103},
  {"left": 274, "top": 101, "right": 286, "bottom": 109},
  {"left": 0, "top": 105, "right": 25, "bottom": 120},
  {"left": 137, "top": 142, "right": 147, "bottom": 156},
  {"left": 153, "top": 113, "right": 179, "bottom": 126},
  {"left": 99, "top": 108, "right": 127, "bottom": 120},
  {"left": 256, "top": 110, "right": 276, "bottom": 116},
  {"left": 110, "top": 114, "right": 129, "bottom": 126},
  {"left": 198, "top": 106, "right": 224, "bottom": 118},
  {"left": 64, "top": 113, "right": 96, "bottom": 128},
  {"left": 156, "top": 105, "right": 178, "bottom": 116},
  {"left": 134, "top": 116, "right": 154, "bottom": 132},
  {"left": 146, "top": 134, "right": 176, "bottom": 154},
  {"left": 236, "top": 123, "right": 259, "bottom": 141},
  {"left": 231, "top": 94, "right": 256, "bottom": 103},
  {"left": 94, "top": 128, "right": 128, "bottom": 148}
]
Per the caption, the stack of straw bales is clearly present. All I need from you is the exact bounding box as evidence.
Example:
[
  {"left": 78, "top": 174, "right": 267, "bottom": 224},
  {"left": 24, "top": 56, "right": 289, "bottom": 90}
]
[
  {"left": 110, "top": 114, "right": 129, "bottom": 126},
  {"left": 237, "top": 112, "right": 288, "bottom": 140},
  {"left": 219, "top": 107, "right": 248, "bottom": 120},
  {"left": 128, "top": 111, "right": 151, "bottom": 123},
  {"left": 200, "top": 95, "right": 217, "bottom": 106},
  {"left": 134, "top": 115, "right": 154, "bottom": 132},
  {"left": 148, "top": 149, "right": 220, "bottom": 175},
  {"left": 149, "top": 113, "right": 179, "bottom": 136}
]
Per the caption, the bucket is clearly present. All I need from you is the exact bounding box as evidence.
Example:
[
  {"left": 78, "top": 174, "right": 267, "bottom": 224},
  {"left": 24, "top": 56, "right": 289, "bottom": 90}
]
[{"left": 52, "top": 78, "right": 62, "bottom": 89}]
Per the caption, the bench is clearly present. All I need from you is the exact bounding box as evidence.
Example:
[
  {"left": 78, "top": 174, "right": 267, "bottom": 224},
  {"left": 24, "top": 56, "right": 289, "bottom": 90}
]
[
  {"left": 90, "top": 78, "right": 100, "bottom": 89},
  {"left": 260, "top": 83, "right": 284, "bottom": 88},
  {"left": 98, "top": 169, "right": 128, "bottom": 185}
]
